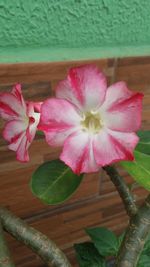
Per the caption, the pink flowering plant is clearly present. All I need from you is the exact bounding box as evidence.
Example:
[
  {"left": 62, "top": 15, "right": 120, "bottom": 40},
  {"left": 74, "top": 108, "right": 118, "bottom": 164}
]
[
  {"left": 0, "top": 84, "right": 41, "bottom": 162},
  {"left": 0, "top": 65, "right": 150, "bottom": 267}
]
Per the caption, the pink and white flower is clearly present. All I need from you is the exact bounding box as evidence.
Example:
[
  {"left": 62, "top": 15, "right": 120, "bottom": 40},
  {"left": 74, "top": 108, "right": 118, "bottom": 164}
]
[
  {"left": 0, "top": 84, "right": 41, "bottom": 162},
  {"left": 39, "top": 65, "right": 143, "bottom": 174}
]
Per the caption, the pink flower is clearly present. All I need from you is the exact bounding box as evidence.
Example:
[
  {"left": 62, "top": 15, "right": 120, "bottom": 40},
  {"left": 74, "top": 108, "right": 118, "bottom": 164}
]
[
  {"left": 0, "top": 84, "right": 41, "bottom": 162},
  {"left": 39, "top": 65, "right": 143, "bottom": 174}
]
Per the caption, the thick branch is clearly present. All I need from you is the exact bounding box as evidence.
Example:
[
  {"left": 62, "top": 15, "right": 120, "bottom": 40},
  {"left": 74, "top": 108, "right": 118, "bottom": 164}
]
[
  {"left": 103, "top": 166, "right": 138, "bottom": 217},
  {"left": 0, "top": 208, "right": 72, "bottom": 267},
  {"left": 117, "top": 194, "right": 150, "bottom": 267},
  {"left": 0, "top": 220, "right": 15, "bottom": 267}
]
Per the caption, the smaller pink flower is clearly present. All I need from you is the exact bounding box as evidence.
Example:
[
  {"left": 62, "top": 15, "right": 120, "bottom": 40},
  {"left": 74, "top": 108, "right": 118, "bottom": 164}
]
[
  {"left": 0, "top": 84, "right": 41, "bottom": 162},
  {"left": 39, "top": 65, "right": 143, "bottom": 174}
]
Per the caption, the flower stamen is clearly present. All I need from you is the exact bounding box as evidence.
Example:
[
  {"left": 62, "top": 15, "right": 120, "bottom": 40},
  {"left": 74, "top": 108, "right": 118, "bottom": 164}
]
[{"left": 81, "top": 111, "right": 102, "bottom": 133}]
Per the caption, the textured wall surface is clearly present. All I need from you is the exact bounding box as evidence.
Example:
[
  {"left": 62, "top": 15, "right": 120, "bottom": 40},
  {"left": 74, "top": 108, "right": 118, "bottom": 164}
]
[{"left": 0, "top": 0, "right": 150, "bottom": 62}]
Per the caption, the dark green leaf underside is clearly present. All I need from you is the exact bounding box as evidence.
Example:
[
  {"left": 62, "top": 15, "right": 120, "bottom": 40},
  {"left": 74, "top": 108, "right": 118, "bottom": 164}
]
[{"left": 74, "top": 242, "right": 106, "bottom": 267}]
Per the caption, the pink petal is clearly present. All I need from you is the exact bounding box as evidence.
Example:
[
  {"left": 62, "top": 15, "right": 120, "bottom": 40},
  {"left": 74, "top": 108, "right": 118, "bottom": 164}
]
[
  {"left": 41, "top": 127, "right": 78, "bottom": 147},
  {"left": 7, "top": 126, "right": 30, "bottom": 163},
  {"left": 26, "top": 101, "right": 42, "bottom": 114},
  {"left": 25, "top": 102, "right": 40, "bottom": 142},
  {"left": 28, "top": 115, "right": 40, "bottom": 142},
  {"left": 3, "top": 120, "right": 27, "bottom": 143},
  {"left": 3, "top": 119, "right": 34, "bottom": 163},
  {"left": 93, "top": 129, "right": 139, "bottom": 166},
  {"left": 5, "top": 124, "right": 30, "bottom": 162},
  {"left": 12, "top": 84, "right": 27, "bottom": 113},
  {"left": 39, "top": 98, "right": 81, "bottom": 146},
  {"left": 12, "top": 84, "right": 24, "bottom": 105},
  {"left": 0, "top": 88, "right": 26, "bottom": 120},
  {"left": 60, "top": 131, "right": 99, "bottom": 174},
  {"left": 0, "top": 99, "right": 18, "bottom": 120},
  {"left": 0, "top": 94, "right": 19, "bottom": 120},
  {"left": 56, "top": 79, "right": 82, "bottom": 109},
  {"left": 12, "top": 84, "right": 22, "bottom": 97},
  {"left": 8, "top": 132, "right": 31, "bottom": 162},
  {"left": 56, "top": 65, "right": 107, "bottom": 111},
  {"left": 33, "top": 102, "right": 43, "bottom": 112},
  {"left": 100, "top": 82, "right": 132, "bottom": 109},
  {"left": 100, "top": 93, "right": 143, "bottom": 132},
  {"left": 16, "top": 132, "right": 30, "bottom": 162},
  {"left": 8, "top": 132, "right": 24, "bottom": 152}
]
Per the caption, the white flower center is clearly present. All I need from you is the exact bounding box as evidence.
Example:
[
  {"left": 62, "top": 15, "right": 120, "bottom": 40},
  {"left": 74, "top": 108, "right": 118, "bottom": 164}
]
[{"left": 81, "top": 111, "right": 103, "bottom": 134}]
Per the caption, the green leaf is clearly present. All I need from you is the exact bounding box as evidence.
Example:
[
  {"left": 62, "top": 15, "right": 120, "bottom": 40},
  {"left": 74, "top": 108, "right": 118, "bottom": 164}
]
[
  {"left": 137, "top": 254, "right": 150, "bottom": 267},
  {"left": 74, "top": 242, "right": 106, "bottom": 267},
  {"left": 86, "top": 227, "right": 118, "bottom": 257},
  {"left": 121, "top": 150, "right": 150, "bottom": 191},
  {"left": 30, "top": 160, "right": 83, "bottom": 204},
  {"left": 140, "top": 233, "right": 150, "bottom": 255},
  {"left": 121, "top": 131, "right": 150, "bottom": 190},
  {"left": 136, "top": 131, "right": 150, "bottom": 155},
  {"left": 117, "top": 232, "right": 125, "bottom": 249},
  {"left": 137, "top": 131, "right": 150, "bottom": 142}
]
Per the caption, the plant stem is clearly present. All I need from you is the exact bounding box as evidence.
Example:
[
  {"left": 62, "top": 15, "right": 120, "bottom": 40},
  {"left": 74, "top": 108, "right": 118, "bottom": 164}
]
[
  {"left": 117, "top": 194, "right": 150, "bottom": 267},
  {"left": 103, "top": 166, "right": 138, "bottom": 217},
  {"left": 0, "top": 208, "right": 72, "bottom": 267},
  {"left": 0, "top": 219, "right": 15, "bottom": 267}
]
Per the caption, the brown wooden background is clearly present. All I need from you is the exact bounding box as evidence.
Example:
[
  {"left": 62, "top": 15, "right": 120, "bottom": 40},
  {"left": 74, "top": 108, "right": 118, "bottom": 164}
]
[{"left": 0, "top": 56, "right": 149, "bottom": 267}]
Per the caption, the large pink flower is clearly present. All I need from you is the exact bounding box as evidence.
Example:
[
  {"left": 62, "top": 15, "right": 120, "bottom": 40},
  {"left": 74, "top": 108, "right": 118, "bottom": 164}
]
[
  {"left": 0, "top": 84, "right": 41, "bottom": 162},
  {"left": 39, "top": 65, "right": 143, "bottom": 174}
]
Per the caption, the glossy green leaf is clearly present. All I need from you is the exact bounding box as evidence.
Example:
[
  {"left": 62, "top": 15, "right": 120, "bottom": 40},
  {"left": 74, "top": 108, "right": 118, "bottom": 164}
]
[
  {"left": 30, "top": 160, "right": 83, "bottom": 204},
  {"left": 120, "top": 131, "right": 150, "bottom": 191},
  {"left": 86, "top": 227, "right": 118, "bottom": 257},
  {"left": 74, "top": 242, "right": 106, "bottom": 267},
  {"left": 121, "top": 150, "right": 150, "bottom": 191}
]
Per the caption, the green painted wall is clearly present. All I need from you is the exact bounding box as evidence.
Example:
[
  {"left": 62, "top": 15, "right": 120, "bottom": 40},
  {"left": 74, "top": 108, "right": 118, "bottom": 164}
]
[{"left": 0, "top": 0, "right": 150, "bottom": 63}]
